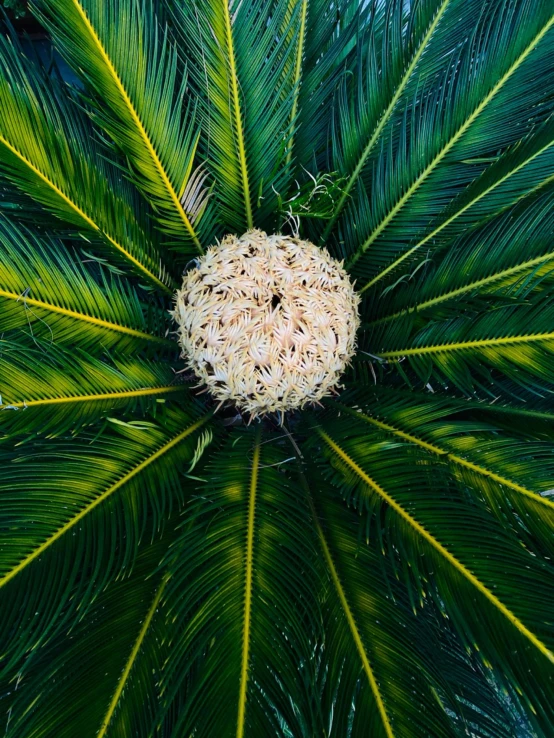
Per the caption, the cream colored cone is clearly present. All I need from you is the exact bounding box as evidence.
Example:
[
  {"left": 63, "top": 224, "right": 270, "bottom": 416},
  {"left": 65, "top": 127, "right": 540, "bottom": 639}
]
[{"left": 173, "top": 230, "right": 360, "bottom": 418}]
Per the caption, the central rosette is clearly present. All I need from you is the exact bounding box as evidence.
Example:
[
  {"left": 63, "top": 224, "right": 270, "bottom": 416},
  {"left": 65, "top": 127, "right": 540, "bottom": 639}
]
[{"left": 173, "top": 230, "right": 360, "bottom": 418}]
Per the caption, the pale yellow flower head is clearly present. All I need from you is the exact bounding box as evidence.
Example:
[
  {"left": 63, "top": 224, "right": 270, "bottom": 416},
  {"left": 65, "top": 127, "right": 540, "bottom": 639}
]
[{"left": 173, "top": 230, "right": 360, "bottom": 418}]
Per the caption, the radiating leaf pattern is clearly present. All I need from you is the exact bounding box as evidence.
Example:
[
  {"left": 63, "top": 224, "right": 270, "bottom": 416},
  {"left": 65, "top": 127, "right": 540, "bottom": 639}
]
[{"left": 1, "top": 1, "right": 554, "bottom": 736}]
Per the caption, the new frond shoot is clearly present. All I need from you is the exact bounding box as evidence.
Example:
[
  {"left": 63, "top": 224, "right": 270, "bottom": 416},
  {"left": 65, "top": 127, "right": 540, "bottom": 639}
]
[{"left": 173, "top": 230, "right": 360, "bottom": 419}]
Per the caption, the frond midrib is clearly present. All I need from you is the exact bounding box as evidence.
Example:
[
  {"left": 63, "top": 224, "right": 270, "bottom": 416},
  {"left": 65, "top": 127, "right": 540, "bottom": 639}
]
[
  {"left": 0, "top": 415, "right": 209, "bottom": 590},
  {"left": 366, "top": 246, "right": 554, "bottom": 326},
  {"left": 68, "top": 0, "right": 203, "bottom": 252},
  {"left": 0, "top": 133, "right": 172, "bottom": 293},
  {"left": 222, "top": 0, "right": 253, "bottom": 230},
  {"left": 236, "top": 428, "right": 261, "bottom": 738},
  {"left": 298, "top": 462, "right": 394, "bottom": 738},
  {"left": 285, "top": 0, "right": 309, "bottom": 167},
  {"left": 360, "top": 142, "right": 554, "bottom": 294},
  {"left": 97, "top": 574, "right": 169, "bottom": 738},
  {"left": 322, "top": 0, "right": 452, "bottom": 242},
  {"left": 0, "top": 287, "right": 170, "bottom": 345},
  {"left": 334, "top": 402, "right": 554, "bottom": 512},
  {"left": 347, "top": 14, "right": 554, "bottom": 271},
  {"left": 2, "top": 384, "right": 185, "bottom": 409},
  {"left": 378, "top": 330, "right": 554, "bottom": 358},
  {"left": 318, "top": 428, "right": 554, "bottom": 663}
]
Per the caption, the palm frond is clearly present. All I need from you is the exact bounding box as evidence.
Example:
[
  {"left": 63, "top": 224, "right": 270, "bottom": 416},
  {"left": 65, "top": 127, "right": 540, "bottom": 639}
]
[
  {"left": 158, "top": 429, "right": 322, "bottom": 737},
  {"left": 293, "top": 0, "right": 365, "bottom": 176},
  {"left": 33, "top": 0, "right": 212, "bottom": 252},
  {"left": 0, "top": 217, "right": 170, "bottom": 352},
  {"left": 0, "top": 339, "right": 186, "bottom": 438},
  {"left": 0, "top": 29, "right": 175, "bottom": 291},
  {"left": 167, "top": 0, "right": 250, "bottom": 233},
  {"left": 297, "top": 462, "right": 529, "bottom": 738},
  {"left": 339, "top": 2, "right": 554, "bottom": 278},
  {"left": 170, "top": 0, "right": 308, "bottom": 233},
  {"left": 321, "top": 0, "right": 453, "bottom": 241},
  {"left": 0, "top": 403, "right": 213, "bottom": 675},
  {"left": 359, "top": 118, "right": 554, "bottom": 295},
  {"left": 285, "top": 0, "right": 309, "bottom": 168},
  {"left": 311, "top": 411, "right": 554, "bottom": 734},
  {"left": 328, "top": 392, "right": 554, "bottom": 555},
  {"left": 363, "top": 185, "right": 554, "bottom": 327},
  {"left": 370, "top": 291, "right": 554, "bottom": 397},
  {"left": 2, "top": 534, "right": 173, "bottom": 738}
]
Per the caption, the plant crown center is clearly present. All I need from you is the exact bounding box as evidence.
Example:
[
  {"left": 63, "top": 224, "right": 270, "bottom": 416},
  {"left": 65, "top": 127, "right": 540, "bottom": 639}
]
[{"left": 173, "top": 230, "right": 360, "bottom": 418}]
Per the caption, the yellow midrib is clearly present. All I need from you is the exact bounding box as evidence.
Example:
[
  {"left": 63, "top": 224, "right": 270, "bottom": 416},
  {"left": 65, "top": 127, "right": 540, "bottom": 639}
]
[
  {"left": 1, "top": 385, "right": 185, "bottom": 410},
  {"left": 347, "top": 14, "right": 554, "bottom": 270},
  {"left": 367, "top": 248, "right": 554, "bottom": 326},
  {"left": 379, "top": 330, "right": 554, "bottom": 358},
  {"left": 285, "top": 0, "right": 309, "bottom": 168},
  {"left": 97, "top": 574, "right": 169, "bottom": 738},
  {"left": 319, "top": 526, "right": 394, "bottom": 737},
  {"left": 295, "top": 459, "right": 394, "bottom": 736},
  {"left": 222, "top": 0, "right": 253, "bottom": 230},
  {"left": 318, "top": 429, "right": 554, "bottom": 663},
  {"left": 336, "top": 403, "right": 554, "bottom": 512},
  {"left": 0, "top": 133, "right": 171, "bottom": 293},
  {"left": 236, "top": 430, "right": 261, "bottom": 738},
  {"left": 349, "top": 387, "right": 554, "bottom": 422},
  {"left": 313, "top": 507, "right": 393, "bottom": 735},
  {"left": 0, "top": 415, "right": 209, "bottom": 590},
  {"left": 322, "top": 0, "right": 451, "bottom": 242},
  {"left": 0, "top": 287, "right": 170, "bottom": 344},
  {"left": 69, "top": 0, "right": 203, "bottom": 252},
  {"left": 360, "top": 140, "right": 554, "bottom": 294}
]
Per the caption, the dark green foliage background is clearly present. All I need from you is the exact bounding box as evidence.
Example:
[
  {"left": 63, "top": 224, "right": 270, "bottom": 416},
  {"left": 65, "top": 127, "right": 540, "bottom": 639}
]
[{"left": 0, "top": 0, "right": 553, "bottom": 736}]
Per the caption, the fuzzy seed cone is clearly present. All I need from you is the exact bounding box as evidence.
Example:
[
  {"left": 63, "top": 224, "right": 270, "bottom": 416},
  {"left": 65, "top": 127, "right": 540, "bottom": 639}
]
[{"left": 173, "top": 230, "right": 360, "bottom": 418}]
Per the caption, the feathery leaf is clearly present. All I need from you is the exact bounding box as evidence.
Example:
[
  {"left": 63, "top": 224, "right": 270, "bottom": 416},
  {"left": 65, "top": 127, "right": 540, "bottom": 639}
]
[
  {"left": 313, "top": 412, "right": 554, "bottom": 734},
  {"left": 300, "top": 463, "right": 531, "bottom": 738},
  {"left": 0, "top": 403, "right": 213, "bottom": 675},
  {"left": 0, "top": 217, "right": 171, "bottom": 352},
  {"left": 341, "top": 2, "right": 554, "bottom": 279},
  {"left": 33, "top": 0, "right": 211, "bottom": 252},
  {"left": 0, "top": 339, "right": 186, "bottom": 438},
  {"left": 159, "top": 429, "right": 322, "bottom": 737},
  {"left": 2, "top": 535, "right": 173, "bottom": 738},
  {"left": 0, "top": 29, "right": 175, "bottom": 291}
]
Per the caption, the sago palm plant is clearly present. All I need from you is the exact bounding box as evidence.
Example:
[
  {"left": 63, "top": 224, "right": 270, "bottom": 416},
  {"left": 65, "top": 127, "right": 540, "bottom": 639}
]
[{"left": 0, "top": 0, "right": 553, "bottom": 735}]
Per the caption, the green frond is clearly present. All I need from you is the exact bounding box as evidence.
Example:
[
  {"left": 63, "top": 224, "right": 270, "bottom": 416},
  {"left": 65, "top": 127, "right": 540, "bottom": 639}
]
[
  {"left": 328, "top": 392, "right": 554, "bottom": 555},
  {"left": 369, "top": 292, "right": 554, "bottom": 397},
  {"left": 0, "top": 30, "right": 175, "bottom": 291},
  {"left": 167, "top": 0, "right": 249, "bottom": 233},
  {"left": 0, "top": 403, "right": 213, "bottom": 675},
  {"left": 359, "top": 118, "right": 554, "bottom": 295},
  {"left": 363, "top": 185, "right": 554, "bottom": 326},
  {"left": 33, "top": 0, "right": 212, "bottom": 252},
  {"left": 0, "top": 339, "right": 186, "bottom": 438},
  {"left": 158, "top": 429, "right": 322, "bottom": 737},
  {"left": 322, "top": 0, "right": 453, "bottom": 241},
  {"left": 311, "top": 412, "right": 554, "bottom": 734},
  {"left": 343, "top": 380, "right": 554, "bottom": 428},
  {"left": 442, "top": 387, "right": 554, "bottom": 433},
  {"left": 0, "top": 217, "right": 170, "bottom": 352},
  {"left": 339, "top": 2, "right": 554, "bottom": 278},
  {"left": 297, "top": 462, "right": 529, "bottom": 738},
  {"left": 170, "top": 0, "right": 306, "bottom": 233},
  {"left": 2, "top": 534, "right": 173, "bottom": 738},
  {"left": 293, "top": 0, "right": 364, "bottom": 176},
  {"left": 285, "top": 0, "right": 309, "bottom": 168}
]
